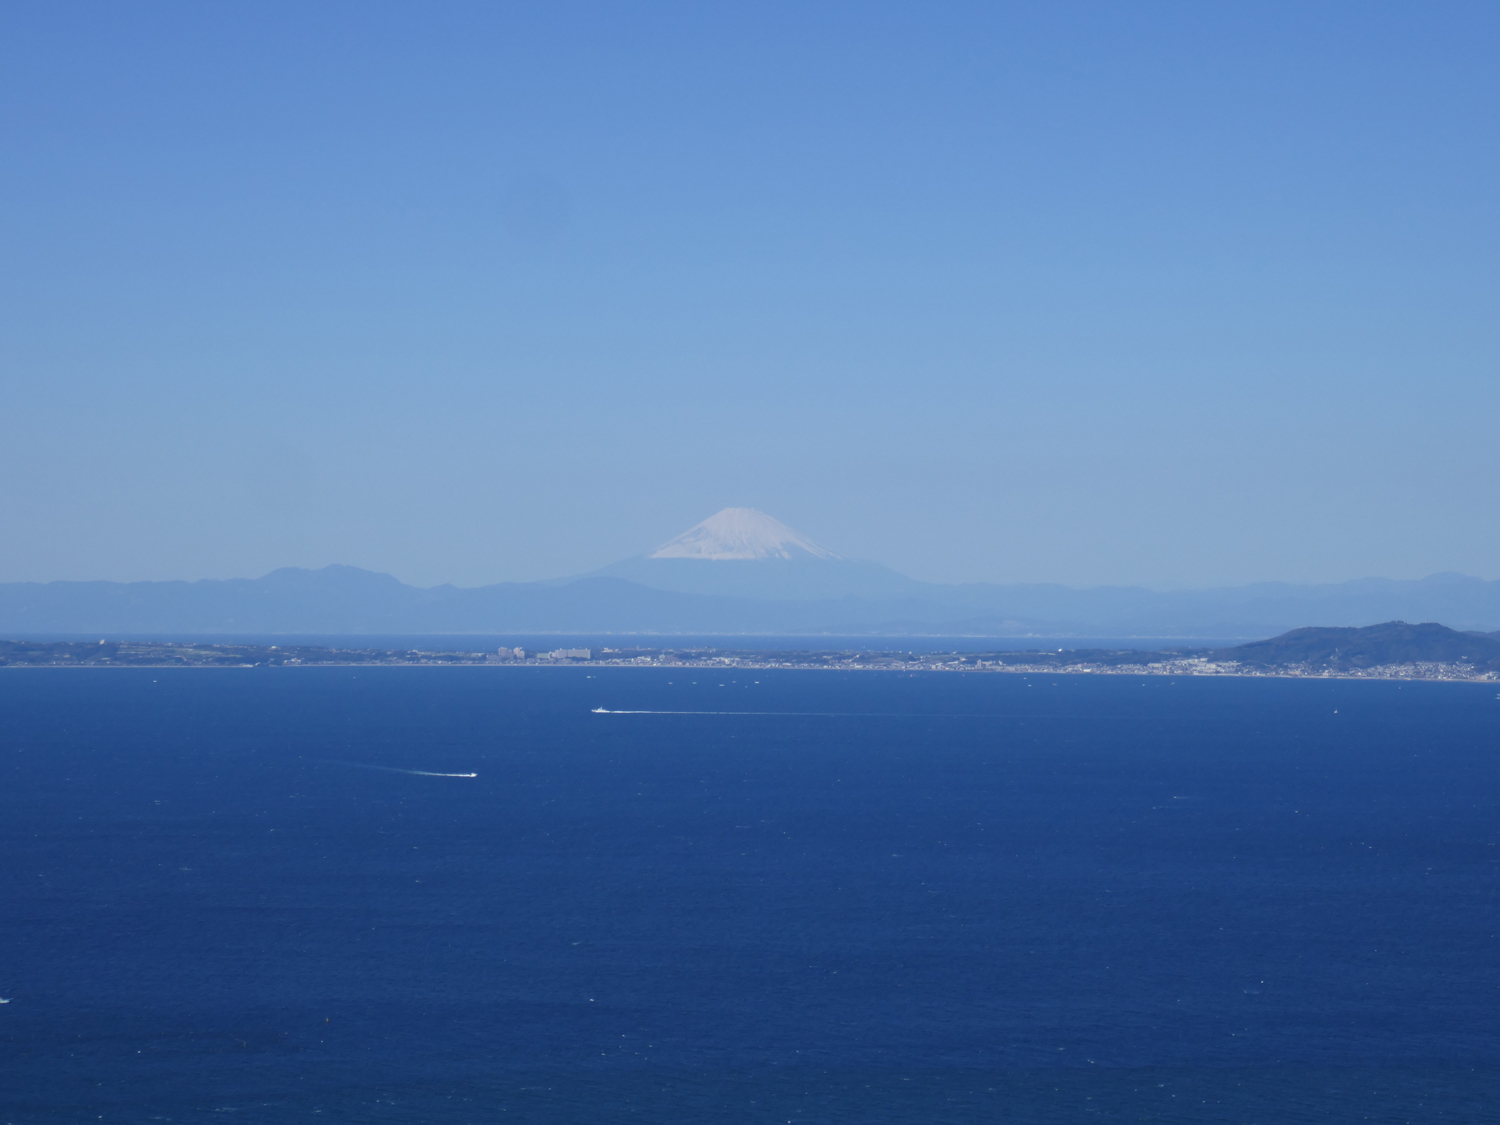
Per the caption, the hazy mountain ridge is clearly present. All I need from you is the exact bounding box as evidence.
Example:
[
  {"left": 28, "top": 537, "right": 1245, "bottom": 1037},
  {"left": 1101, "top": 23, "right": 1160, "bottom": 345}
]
[
  {"left": 909, "top": 572, "right": 1500, "bottom": 635},
  {"left": 577, "top": 511, "right": 1500, "bottom": 632},
  {"left": 588, "top": 555, "right": 923, "bottom": 602},
  {"left": 4, "top": 565, "right": 1500, "bottom": 637}
]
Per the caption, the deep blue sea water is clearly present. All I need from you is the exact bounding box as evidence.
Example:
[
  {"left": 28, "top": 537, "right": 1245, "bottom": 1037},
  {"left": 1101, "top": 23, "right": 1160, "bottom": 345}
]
[{"left": 2, "top": 667, "right": 1498, "bottom": 1123}]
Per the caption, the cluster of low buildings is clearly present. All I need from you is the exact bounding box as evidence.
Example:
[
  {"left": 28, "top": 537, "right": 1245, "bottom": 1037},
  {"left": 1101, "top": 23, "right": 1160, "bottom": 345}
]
[
  {"left": 19, "top": 639, "right": 1490, "bottom": 682},
  {"left": 486, "top": 647, "right": 592, "bottom": 662},
  {"left": 476, "top": 648, "right": 1500, "bottom": 682}
]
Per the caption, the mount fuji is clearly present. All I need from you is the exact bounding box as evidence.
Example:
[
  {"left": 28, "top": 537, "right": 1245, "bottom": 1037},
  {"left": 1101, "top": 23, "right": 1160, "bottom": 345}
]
[
  {"left": 5, "top": 507, "right": 1500, "bottom": 636},
  {"left": 647, "top": 508, "right": 839, "bottom": 561},
  {"left": 585, "top": 508, "right": 927, "bottom": 601}
]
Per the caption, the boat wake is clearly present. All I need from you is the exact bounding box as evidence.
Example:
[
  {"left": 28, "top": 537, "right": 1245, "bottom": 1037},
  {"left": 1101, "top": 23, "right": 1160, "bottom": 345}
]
[
  {"left": 318, "top": 759, "right": 478, "bottom": 778},
  {"left": 590, "top": 707, "right": 923, "bottom": 717}
]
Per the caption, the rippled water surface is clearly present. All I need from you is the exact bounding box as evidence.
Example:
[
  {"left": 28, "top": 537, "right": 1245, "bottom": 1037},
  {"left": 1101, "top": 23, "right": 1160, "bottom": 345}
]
[{"left": 3, "top": 666, "right": 1498, "bottom": 1122}]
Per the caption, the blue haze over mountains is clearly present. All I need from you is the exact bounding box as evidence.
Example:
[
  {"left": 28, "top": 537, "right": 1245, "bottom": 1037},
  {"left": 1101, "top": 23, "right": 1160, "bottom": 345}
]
[{"left": 6, "top": 510, "right": 1500, "bottom": 639}]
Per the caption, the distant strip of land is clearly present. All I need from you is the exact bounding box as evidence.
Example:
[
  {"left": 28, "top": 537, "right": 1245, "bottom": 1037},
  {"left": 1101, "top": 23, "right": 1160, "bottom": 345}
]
[{"left": 4, "top": 622, "right": 1499, "bottom": 682}]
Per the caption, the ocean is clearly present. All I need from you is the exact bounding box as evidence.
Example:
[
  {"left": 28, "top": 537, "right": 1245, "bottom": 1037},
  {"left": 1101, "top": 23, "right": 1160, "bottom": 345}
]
[{"left": 2, "top": 666, "right": 1498, "bottom": 1122}]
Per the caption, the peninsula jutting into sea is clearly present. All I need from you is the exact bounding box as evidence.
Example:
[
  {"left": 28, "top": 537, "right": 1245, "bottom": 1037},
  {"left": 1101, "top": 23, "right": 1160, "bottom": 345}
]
[{"left": 4, "top": 622, "right": 1498, "bottom": 682}]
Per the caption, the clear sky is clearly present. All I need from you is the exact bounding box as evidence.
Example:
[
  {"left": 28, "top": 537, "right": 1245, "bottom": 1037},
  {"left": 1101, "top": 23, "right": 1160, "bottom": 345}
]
[{"left": 2, "top": 1, "right": 1497, "bottom": 589}]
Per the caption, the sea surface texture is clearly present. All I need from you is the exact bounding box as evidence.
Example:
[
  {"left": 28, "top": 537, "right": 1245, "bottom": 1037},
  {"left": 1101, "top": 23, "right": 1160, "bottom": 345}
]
[{"left": 2, "top": 667, "right": 1498, "bottom": 1122}]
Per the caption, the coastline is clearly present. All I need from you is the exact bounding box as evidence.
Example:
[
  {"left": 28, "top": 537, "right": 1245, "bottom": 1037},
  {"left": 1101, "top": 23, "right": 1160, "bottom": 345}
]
[{"left": 2, "top": 643, "right": 1496, "bottom": 684}]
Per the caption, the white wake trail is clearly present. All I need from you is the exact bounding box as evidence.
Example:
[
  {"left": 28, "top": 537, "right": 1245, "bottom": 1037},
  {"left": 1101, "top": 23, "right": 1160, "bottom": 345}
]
[
  {"left": 594, "top": 708, "right": 790, "bottom": 715},
  {"left": 591, "top": 708, "right": 913, "bottom": 717},
  {"left": 319, "top": 759, "right": 477, "bottom": 778}
]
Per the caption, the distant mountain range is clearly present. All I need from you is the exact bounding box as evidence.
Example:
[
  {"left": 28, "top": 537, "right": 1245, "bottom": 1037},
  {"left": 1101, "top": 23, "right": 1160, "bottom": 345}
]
[{"left": 4, "top": 508, "right": 1500, "bottom": 638}]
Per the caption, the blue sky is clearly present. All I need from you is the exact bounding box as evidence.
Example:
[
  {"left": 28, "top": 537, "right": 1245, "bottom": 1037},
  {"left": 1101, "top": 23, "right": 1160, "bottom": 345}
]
[{"left": 2, "top": 1, "right": 1497, "bottom": 588}]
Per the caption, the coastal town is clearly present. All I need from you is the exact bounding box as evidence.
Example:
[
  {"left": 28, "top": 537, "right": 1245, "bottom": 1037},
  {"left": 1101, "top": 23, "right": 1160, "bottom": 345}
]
[{"left": 2, "top": 638, "right": 1497, "bottom": 683}]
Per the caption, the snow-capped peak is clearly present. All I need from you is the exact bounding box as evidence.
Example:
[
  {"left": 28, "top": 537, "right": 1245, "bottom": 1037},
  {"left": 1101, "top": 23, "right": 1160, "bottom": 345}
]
[{"left": 649, "top": 508, "right": 840, "bottom": 561}]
